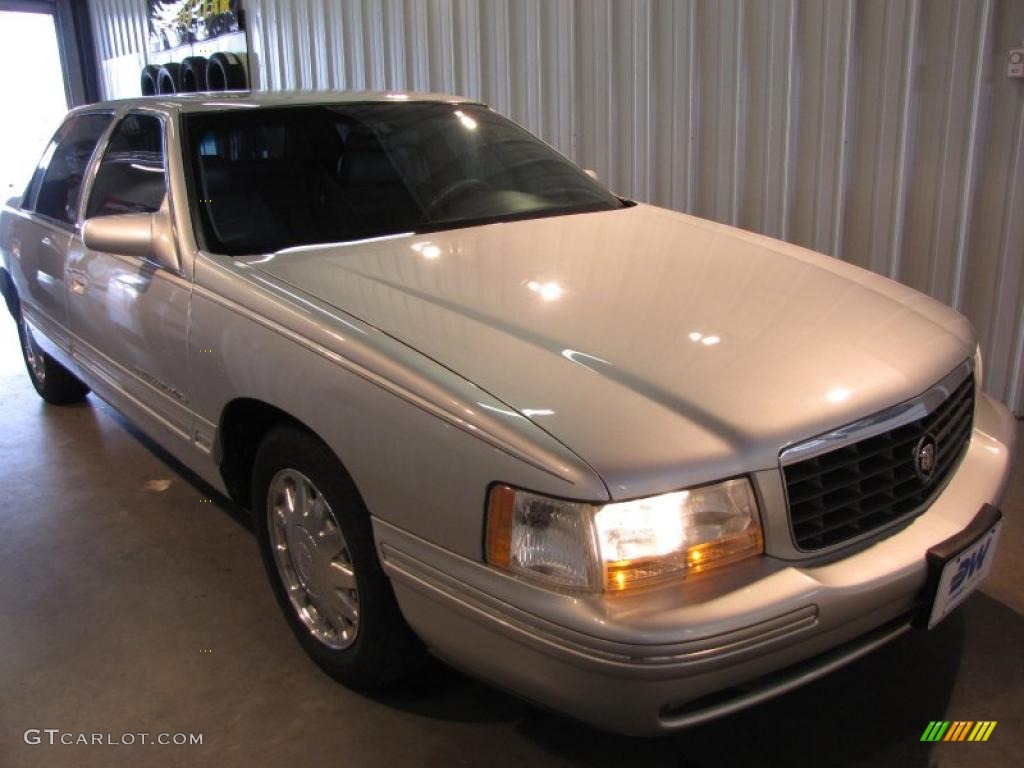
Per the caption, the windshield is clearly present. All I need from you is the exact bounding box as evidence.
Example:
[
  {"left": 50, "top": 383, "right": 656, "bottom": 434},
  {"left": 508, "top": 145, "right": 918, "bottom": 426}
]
[{"left": 184, "top": 103, "right": 624, "bottom": 256}]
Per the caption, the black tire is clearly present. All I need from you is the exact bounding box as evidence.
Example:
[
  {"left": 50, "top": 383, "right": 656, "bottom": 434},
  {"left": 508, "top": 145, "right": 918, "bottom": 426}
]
[
  {"left": 157, "top": 63, "right": 181, "bottom": 94},
  {"left": 180, "top": 56, "right": 209, "bottom": 92},
  {"left": 17, "top": 311, "right": 89, "bottom": 405},
  {"left": 206, "top": 52, "right": 247, "bottom": 91},
  {"left": 140, "top": 64, "right": 160, "bottom": 96},
  {"left": 252, "top": 424, "right": 423, "bottom": 689}
]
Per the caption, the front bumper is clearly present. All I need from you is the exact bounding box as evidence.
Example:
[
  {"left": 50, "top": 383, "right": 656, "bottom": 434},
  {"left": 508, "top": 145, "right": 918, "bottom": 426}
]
[{"left": 374, "top": 392, "right": 1016, "bottom": 735}]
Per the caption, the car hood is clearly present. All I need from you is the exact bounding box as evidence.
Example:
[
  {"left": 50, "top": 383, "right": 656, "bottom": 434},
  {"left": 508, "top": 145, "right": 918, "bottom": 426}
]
[{"left": 244, "top": 204, "right": 974, "bottom": 499}]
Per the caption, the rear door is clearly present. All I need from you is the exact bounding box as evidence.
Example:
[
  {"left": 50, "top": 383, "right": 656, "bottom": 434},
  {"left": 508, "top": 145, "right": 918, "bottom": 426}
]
[
  {"left": 66, "top": 111, "right": 193, "bottom": 438},
  {"left": 7, "top": 112, "right": 112, "bottom": 352}
]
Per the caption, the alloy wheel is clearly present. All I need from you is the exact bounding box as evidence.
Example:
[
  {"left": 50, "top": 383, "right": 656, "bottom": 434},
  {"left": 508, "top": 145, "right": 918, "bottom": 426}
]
[
  {"left": 21, "top": 318, "right": 46, "bottom": 385},
  {"left": 266, "top": 468, "right": 359, "bottom": 649}
]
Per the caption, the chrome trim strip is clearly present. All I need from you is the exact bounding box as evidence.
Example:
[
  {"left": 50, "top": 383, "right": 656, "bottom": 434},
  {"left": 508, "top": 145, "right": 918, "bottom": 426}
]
[
  {"left": 658, "top": 614, "right": 913, "bottom": 729},
  {"left": 72, "top": 110, "right": 119, "bottom": 228},
  {"left": 73, "top": 349, "right": 192, "bottom": 443},
  {"left": 779, "top": 359, "right": 973, "bottom": 466},
  {"left": 380, "top": 540, "right": 818, "bottom": 669},
  {"left": 777, "top": 359, "right": 975, "bottom": 556},
  {"left": 191, "top": 281, "right": 579, "bottom": 484},
  {"left": 21, "top": 304, "right": 71, "bottom": 355},
  {"left": 70, "top": 333, "right": 195, "bottom": 442}
]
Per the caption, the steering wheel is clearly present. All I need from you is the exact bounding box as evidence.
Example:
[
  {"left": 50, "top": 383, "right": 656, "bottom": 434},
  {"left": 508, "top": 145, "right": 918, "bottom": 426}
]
[{"left": 424, "top": 178, "right": 491, "bottom": 218}]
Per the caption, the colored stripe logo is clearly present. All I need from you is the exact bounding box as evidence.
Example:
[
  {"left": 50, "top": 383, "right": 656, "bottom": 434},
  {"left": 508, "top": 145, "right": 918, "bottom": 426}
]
[{"left": 921, "top": 721, "right": 997, "bottom": 742}]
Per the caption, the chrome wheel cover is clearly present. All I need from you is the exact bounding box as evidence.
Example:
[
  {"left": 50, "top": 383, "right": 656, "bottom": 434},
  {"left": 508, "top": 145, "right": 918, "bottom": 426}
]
[
  {"left": 21, "top": 319, "right": 45, "bottom": 385},
  {"left": 267, "top": 469, "right": 359, "bottom": 650}
]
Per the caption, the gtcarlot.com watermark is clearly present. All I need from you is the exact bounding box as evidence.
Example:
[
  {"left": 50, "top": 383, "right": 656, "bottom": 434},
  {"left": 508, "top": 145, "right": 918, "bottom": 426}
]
[{"left": 24, "top": 729, "right": 202, "bottom": 747}]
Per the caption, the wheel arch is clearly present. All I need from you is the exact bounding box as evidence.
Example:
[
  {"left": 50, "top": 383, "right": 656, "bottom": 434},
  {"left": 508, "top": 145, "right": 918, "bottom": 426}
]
[
  {"left": 216, "top": 397, "right": 352, "bottom": 511},
  {"left": 0, "top": 267, "right": 19, "bottom": 319}
]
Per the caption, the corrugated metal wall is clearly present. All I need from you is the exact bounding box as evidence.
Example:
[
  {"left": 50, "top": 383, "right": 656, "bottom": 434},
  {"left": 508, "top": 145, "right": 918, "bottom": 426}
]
[
  {"left": 87, "top": 0, "right": 148, "bottom": 98},
  {"left": 87, "top": 0, "right": 147, "bottom": 62},
  {"left": 88, "top": 0, "right": 1024, "bottom": 413}
]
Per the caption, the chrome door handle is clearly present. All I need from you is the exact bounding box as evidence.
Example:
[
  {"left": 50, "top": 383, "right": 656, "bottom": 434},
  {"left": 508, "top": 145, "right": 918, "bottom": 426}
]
[
  {"left": 68, "top": 270, "right": 89, "bottom": 295},
  {"left": 41, "top": 236, "right": 52, "bottom": 248}
]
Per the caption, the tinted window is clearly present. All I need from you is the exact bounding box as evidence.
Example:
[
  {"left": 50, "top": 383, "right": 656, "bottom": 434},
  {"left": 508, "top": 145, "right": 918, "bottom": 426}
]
[
  {"left": 86, "top": 114, "right": 166, "bottom": 218},
  {"left": 22, "top": 141, "right": 57, "bottom": 210},
  {"left": 28, "top": 113, "right": 113, "bottom": 224},
  {"left": 184, "top": 103, "right": 623, "bottom": 256}
]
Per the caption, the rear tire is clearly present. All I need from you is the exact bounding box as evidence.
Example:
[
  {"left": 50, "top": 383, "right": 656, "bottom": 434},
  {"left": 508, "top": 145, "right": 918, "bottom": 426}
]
[
  {"left": 17, "top": 311, "right": 89, "bottom": 405},
  {"left": 252, "top": 424, "right": 423, "bottom": 689}
]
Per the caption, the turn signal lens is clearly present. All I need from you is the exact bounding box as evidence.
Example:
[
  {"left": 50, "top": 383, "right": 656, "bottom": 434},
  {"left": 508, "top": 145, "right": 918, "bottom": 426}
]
[
  {"left": 485, "top": 478, "right": 763, "bottom": 592},
  {"left": 485, "top": 485, "right": 599, "bottom": 588}
]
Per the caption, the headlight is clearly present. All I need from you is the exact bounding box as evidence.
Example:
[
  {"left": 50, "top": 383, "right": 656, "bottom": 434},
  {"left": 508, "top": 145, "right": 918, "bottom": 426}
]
[
  {"left": 486, "top": 478, "right": 763, "bottom": 591},
  {"left": 974, "top": 343, "right": 984, "bottom": 388}
]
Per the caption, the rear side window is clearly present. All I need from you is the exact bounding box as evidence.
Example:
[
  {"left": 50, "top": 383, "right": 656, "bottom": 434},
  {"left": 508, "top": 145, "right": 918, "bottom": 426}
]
[
  {"left": 86, "top": 114, "right": 167, "bottom": 218},
  {"left": 26, "top": 113, "right": 113, "bottom": 224}
]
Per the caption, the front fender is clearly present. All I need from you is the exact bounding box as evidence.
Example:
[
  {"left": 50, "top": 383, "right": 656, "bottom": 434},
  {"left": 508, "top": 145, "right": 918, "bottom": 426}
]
[{"left": 188, "top": 252, "right": 609, "bottom": 560}]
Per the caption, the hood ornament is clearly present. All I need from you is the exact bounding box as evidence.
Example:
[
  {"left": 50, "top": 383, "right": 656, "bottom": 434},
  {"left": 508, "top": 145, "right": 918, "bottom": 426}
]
[{"left": 914, "top": 434, "right": 938, "bottom": 483}]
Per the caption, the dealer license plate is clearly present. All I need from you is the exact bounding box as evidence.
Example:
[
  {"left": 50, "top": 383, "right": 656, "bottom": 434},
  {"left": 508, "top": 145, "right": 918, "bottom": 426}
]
[{"left": 926, "top": 521, "right": 1001, "bottom": 629}]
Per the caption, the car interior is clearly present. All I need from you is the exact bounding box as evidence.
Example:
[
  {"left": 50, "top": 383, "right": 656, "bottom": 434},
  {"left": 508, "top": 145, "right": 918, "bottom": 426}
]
[{"left": 188, "top": 103, "right": 619, "bottom": 255}]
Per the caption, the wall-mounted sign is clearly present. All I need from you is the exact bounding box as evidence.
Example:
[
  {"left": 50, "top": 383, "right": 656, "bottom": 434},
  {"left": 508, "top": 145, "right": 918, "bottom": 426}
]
[{"left": 148, "top": 0, "right": 244, "bottom": 53}]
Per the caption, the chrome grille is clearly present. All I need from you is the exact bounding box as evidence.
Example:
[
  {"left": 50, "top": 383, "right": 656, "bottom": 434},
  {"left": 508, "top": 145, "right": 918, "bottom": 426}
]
[{"left": 783, "top": 370, "right": 975, "bottom": 551}]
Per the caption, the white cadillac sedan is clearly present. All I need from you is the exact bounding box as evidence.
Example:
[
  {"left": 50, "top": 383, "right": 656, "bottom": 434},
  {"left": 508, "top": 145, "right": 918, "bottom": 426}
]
[{"left": 0, "top": 91, "right": 1015, "bottom": 735}]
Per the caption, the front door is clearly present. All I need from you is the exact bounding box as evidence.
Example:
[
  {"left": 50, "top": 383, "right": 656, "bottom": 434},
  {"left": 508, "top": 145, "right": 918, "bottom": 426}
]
[{"left": 66, "top": 112, "right": 192, "bottom": 438}]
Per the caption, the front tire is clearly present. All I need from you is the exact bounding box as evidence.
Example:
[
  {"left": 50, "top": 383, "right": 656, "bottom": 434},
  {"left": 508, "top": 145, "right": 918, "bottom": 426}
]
[
  {"left": 252, "top": 424, "right": 423, "bottom": 689},
  {"left": 17, "top": 311, "right": 89, "bottom": 405}
]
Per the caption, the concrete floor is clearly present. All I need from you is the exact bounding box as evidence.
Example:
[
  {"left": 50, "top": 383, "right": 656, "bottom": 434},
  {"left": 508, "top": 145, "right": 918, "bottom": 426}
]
[{"left": 0, "top": 316, "right": 1020, "bottom": 768}]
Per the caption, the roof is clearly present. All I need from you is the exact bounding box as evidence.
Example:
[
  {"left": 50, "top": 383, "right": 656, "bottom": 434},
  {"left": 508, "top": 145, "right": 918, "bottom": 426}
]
[{"left": 72, "top": 89, "right": 481, "bottom": 116}]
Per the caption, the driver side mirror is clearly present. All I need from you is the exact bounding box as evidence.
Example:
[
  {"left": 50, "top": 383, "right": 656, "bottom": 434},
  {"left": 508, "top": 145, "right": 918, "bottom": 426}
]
[{"left": 82, "top": 200, "right": 179, "bottom": 274}]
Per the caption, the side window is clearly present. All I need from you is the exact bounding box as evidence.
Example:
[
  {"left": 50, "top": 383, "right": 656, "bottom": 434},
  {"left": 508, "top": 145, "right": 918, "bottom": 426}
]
[
  {"left": 86, "top": 114, "right": 167, "bottom": 218},
  {"left": 22, "top": 139, "right": 57, "bottom": 210},
  {"left": 27, "top": 113, "right": 113, "bottom": 224}
]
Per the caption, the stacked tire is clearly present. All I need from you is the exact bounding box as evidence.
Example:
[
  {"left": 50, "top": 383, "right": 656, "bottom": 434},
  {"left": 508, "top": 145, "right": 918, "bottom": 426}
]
[
  {"left": 180, "top": 56, "right": 209, "bottom": 91},
  {"left": 140, "top": 52, "right": 246, "bottom": 95},
  {"left": 157, "top": 62, "right": 181, "bottom": 94},
  {"left": 140, "top": 65, "right": 160, "bottom": 95},
  {"left": 206, "top": 53, "right": 246, "bottom": 90}
]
